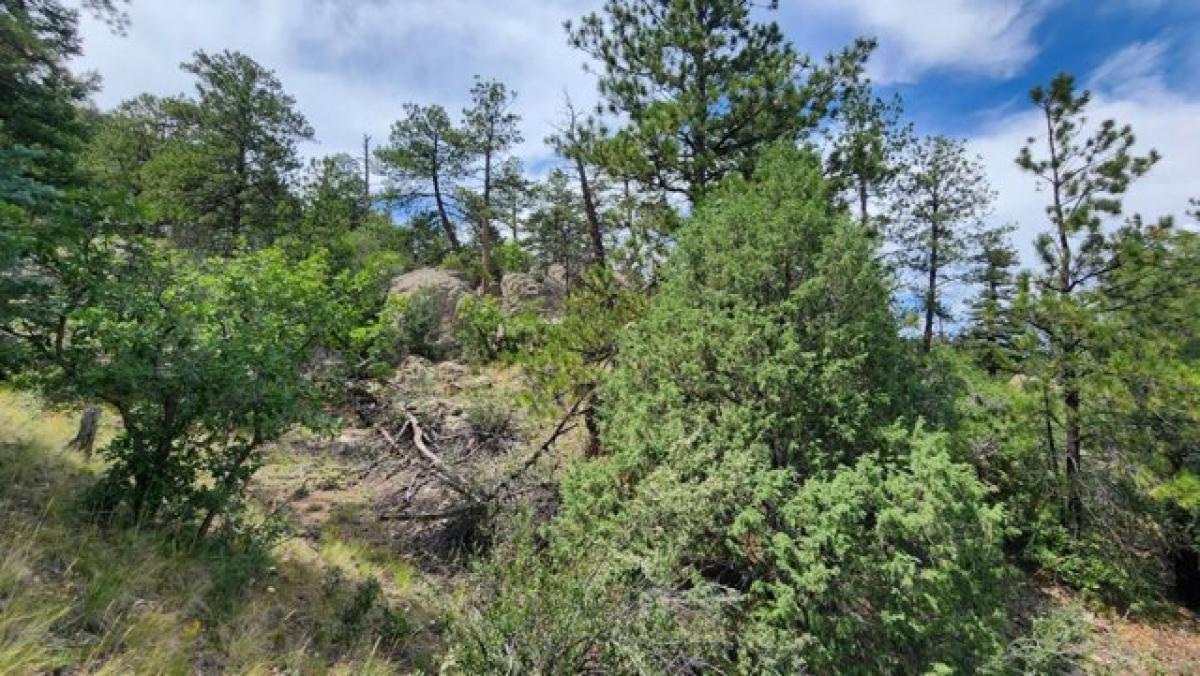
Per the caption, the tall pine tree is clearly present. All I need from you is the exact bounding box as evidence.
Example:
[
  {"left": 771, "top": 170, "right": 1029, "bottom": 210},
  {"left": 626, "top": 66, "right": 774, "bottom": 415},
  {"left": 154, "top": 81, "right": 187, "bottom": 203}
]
[
  {"left": 889, "top": 135, "right": 995, "bottom": 352},
  {"left": 144, "top": 50, "right": 313, "bottom": 252},
  {"left": 462, "top": 77, "right": 522, "bottom": 293},
  {"left": 375, "top": 103, "right": 470, "bottom": 250},
  {"left": 567, "top": 0, "right": 871, "bottom": 205},
  {"left": 1016, "top": 73, "right": 1159, "bottom": 535}
]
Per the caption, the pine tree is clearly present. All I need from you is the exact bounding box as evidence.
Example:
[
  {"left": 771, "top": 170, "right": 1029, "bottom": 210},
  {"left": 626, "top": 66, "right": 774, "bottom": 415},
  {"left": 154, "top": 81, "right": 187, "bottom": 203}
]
[
  {"left": 826, "top": 82, "right": 912, "bottom": 231},
  {"left": 548, "top": 98, "right": 608, "bottom": 267},
  {"left": 375, "top": 103, "right": 470, "bottom": 250},
  {"left": 82, "top": 94, "right": 175, "bottom": 202},
  {"left": 1, "top": 0, "right": 115, "bottom": 370},
  {"left": 0, "top": 0, "right": 92, "bottom": 212},
  {"left": 296, "top": 153, "right": 369, "bottom": 245},
  {"left": 1016, "top": 72, "right": 1159, "bottom": 535},
  {"left": 567, "top": 0, "right": 871, "bottom": 205},
  {"left": 490, "top": 156, "right": 530, "bottom": 243},
  {"left": 525, "top": 169, "right": 589, "bottom": 286},
  {"left": 144, "top": 50, "right": 313, "bottom": 252},
  {"left": 889, "top": 135, "right": 995, "bottom": 352},
  {"left": 963, "top": 224, "right": 1020, "bottom": 374},
  {"left": 462, "top": 78, "right": 522, "bottom": 293}
]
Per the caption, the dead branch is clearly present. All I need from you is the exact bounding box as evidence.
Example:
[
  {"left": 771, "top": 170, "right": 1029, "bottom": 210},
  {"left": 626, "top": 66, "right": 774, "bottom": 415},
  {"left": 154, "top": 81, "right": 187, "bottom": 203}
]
[
  {"left": 485, "top": 386, "right": 592, "bottom": 502},
  {"left": 378, "top": 504, "right": 484, "bottom": 522},
  {"left": 375, "top": 386, "right": 594, "bottom": 522},
  {"left": 377, "top": 409, "right": 484, "bottom": 503}
]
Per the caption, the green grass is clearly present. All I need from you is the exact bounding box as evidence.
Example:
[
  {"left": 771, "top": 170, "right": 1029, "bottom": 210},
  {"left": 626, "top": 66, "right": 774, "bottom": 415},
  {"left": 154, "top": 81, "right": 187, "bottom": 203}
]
[{"left": 0, "top": 388, "right": 431, "bottom": 673}]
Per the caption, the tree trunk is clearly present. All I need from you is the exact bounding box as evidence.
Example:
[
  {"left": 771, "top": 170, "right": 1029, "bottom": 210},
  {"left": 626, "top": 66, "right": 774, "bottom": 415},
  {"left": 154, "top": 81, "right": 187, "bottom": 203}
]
[
  {"left": 582, "top": 396, "right": 602, "bottom": 458},
  {"left": 923, "top": 225, "right": 939, "bottom": 352},
  {"left": 432, "top": 172, "right": 460, "bottom": 249},
  {"left": 362, "top": 134, "right": 371, "bottom": 205},
  {"left": 858, "top": 179, "right": 870, "bottom": 231},
  {"left": 480, "top": 150, "right": 495, "bottom": 294},
  {"left": 66, "top": 406, "right": 101, "bottom": 459},
  {"left": 1063, "top": 372, "right": 1084, "bottom": 535},
  {"left": 575, "top": 155, "right": 605, "bottom": 266},
  {"left": 1044, "top": 102, "right": 1083, "bottom": 536},
  {"left": 228, "top": 141, "right": 246, "bottom": 255}
]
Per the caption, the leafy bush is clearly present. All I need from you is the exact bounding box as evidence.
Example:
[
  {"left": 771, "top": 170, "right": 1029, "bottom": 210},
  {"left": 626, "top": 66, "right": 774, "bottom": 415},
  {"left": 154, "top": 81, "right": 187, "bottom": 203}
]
[
  {"left": 454, "top": 295, "right": 541, "bottom": 364},
  {"left": 440, "top": 514, "right": 729, "bottom": 674},
  {"left": 15, "top": 241, "right": 341, "bottom": 538},
  {"left": 439, "top": 247, "right": 483, "bottom": 287},
  {"left": 464, "top": 396, "right": 515, "bottom": 446},
  {"left": 952, "top": 363, "right": 1175, "bottom": 608},
  {"left": 454, "top": 295, "right": 506, "bottom": 362},
  {"left": 349, "top": 288, "right": 445, "bottom": 375},
  {"left": 1028, "top": 530, "right": 1167, "bottom": 610},
  {"left": 330, "top": 218, "right": 414, "bottom": 278},
  {"left": 491, "top": 240, "right": 532, "bottom": 274}
]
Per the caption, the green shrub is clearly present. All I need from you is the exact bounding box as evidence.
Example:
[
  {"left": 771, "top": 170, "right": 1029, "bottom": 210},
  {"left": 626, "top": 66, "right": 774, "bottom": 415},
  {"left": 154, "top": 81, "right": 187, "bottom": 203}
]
[
  {"left": 751, "top": 429, "right": 1010, "bottom": 673},
  {"left": 454, "top": 295, "right": 505, "bottom": 363},
  {"left": 440, "top": 514, "right": 729, "bottom": 675},
  {"left": 492, "top": 240, "right": 532, "bottom": 274},
  {"left": 454, "top": 295, "right": 543, "bottom": 364},
  {"left": 332, "top": 576, "right": 409, "bottom": 651},
  {"left": 393, "top": 289, "right": 444, "bottom": 359},
  {"left": 446, "top": 146, "right": 1010, "bottom": 672},
  {"left": 1028, "top": 530, "right": 1167, "bottom": 610},
  {"left": 350, "top": 288, "right": 444, "bottom": 375},
  {"left": 464, "top": 396, "right": 514, "bottom": 445},
  {"left": 15, "top": 242, "right": 342, "bottom": 538},
  {"left": 985, "top": 604, "right": 1091, "bottom": 675},
  {"left": 439, "top": 248, "right": 482, "bottom": 287}
]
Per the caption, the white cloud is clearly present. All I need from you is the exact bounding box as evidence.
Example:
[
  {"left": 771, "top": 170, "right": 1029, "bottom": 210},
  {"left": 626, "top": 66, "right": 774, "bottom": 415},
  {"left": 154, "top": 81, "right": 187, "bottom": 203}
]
[
  {"left": 967, "top": 52, "right": 1200, "bottom": 273},
  {"left": 784, "top": 0, "right": 1054, "bottom": 83},
  {"left": 1087, "top": 39, "right": 1172, "bottom": 99},
  {"left": 73, "top": 0, "right": 600, "bottom": 167}
]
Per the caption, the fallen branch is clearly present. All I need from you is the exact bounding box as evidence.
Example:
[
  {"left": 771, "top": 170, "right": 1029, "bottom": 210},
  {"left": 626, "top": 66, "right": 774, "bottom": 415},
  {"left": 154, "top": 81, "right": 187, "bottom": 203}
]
[
  {"left": 375, "top": 387, "right": 594, "bottom": 522},
  {"left": 378, "top": 504, "right": 484, "bottom": 522},
  {"left": 485, "top": 384, "right": 593, "bottom": 501},
  {"left": 377, "top": 410, "right": 484, "bottom": 503}
]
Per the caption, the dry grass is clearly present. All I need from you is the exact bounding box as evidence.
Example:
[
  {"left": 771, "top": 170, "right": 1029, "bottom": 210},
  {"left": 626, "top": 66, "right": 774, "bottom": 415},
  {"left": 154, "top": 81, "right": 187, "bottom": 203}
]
[{"left": 0, "top": 388, "right": 436, "bottom": 673}]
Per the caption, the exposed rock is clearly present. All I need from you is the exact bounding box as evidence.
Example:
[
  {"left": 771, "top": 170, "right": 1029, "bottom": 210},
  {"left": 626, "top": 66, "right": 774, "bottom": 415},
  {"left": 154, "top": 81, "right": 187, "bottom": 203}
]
[
  {"left": 545, "top": 264, "right": 568, "bottom": 296},
  {"left": 436, "top": 361, "right": 472, "bottom": 391},
  {"left": 499, "top": 272, "right": 550, "bottom": 312},
  {"left": 387, "top": 268, "right": 471, "bottom": 350}
]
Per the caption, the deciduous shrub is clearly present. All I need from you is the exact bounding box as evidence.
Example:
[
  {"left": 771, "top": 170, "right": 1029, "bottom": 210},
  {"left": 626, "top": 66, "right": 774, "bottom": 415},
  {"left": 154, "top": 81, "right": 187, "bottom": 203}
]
[{"left": 18, "top": 241, "right": 342, "bottom": 539}]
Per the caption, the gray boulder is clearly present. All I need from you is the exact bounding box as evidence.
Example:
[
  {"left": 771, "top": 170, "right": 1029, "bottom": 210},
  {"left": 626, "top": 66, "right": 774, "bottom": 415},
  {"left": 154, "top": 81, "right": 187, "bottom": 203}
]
[
  {"left": 501, "top": 271, "right": 566, "bottom": 313},
  {"left": 500, "top": 272, "right": 549, "bottom": 311},
  {"left": 388, "top": 268, "right": 471, "bottom": 349}
]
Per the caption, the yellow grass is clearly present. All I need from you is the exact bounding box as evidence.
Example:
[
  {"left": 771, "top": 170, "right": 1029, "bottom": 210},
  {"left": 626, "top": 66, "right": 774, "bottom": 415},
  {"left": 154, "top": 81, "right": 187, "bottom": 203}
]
[{"left": 0, "top": 388, "right": 429, "bottom": 673}]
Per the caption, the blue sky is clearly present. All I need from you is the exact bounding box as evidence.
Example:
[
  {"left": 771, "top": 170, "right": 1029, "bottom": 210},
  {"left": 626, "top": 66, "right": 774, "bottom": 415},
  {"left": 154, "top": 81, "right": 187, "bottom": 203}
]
[
  {"left": 74, "top": 0, "right": 1199, "bottom": 275},
  {"left": 877, "top": 0, "right": 1200, "bottom": 134}
]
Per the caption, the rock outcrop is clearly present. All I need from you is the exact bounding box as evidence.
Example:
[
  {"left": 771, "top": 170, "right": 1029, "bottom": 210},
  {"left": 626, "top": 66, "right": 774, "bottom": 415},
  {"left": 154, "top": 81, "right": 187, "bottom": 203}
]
[
  {"left": 499, "top": 272, "right": 548, "bottom": 312},
  {"left": 387, "top": 267, "right": 471, "bottom": 349}
]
